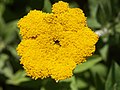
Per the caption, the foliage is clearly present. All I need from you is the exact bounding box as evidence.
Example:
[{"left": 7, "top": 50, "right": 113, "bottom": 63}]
[{"left": 0, "top": 0, "right": 120, "bottom": 90}]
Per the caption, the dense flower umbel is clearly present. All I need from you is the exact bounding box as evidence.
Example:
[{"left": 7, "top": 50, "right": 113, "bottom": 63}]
[{"left": 17, "top": 1, "right": 98, "bottom": 81}]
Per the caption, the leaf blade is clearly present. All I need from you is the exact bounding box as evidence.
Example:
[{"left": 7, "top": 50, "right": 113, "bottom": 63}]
[{"left": 74, "top": 55, "right": 102, "bottom": 73}]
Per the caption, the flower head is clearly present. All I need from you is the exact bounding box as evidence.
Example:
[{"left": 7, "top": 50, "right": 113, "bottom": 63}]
[{"left": 17, "top": 1, "right": 98, "bottom": 81}]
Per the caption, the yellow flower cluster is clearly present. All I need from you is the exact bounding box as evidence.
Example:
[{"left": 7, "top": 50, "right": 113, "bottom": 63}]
[{"left": 17, "top": 1, "right": 98, "bottom": 81}]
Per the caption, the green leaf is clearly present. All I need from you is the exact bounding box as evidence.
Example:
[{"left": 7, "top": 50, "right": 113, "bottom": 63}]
[
  {"left": 90, "top": 64, "right": 107, "bottom": 90},
  {"left": 0, "top": 3, "right": 5, "bottom": 16},
  {"left": 100, "top": 44, "right": 109, "bottom": 61},
  {"left": 105, "top": 62, "right": 120, "bottom": 90},
  {"left": 7, "top": 46, "right": 18, "bottom": 58},
  {"left": 69, "top": 1, "right": 79, "bottom": 8},
  {"left": 96, "top": 0, "right": 113, "bottom": 26},
  {"left": 76, "top": 78, "right": 88, "bottom": 89},
  {"left": 87, "top": 17, "right": 101, "bottom": 28},
  {"left": 0, "top": 15, "right": 5, "bottom": 32},
  {"left": 96, "top": 3, "right": 107, "bottom": 26},
  {"left": 89, "top": 86, "right": 96, "bottom": 90},
  {"left": 0, "top": 40, "right": 5, "bottom": 52},
  {"left": 110, "top": 0, "right": 120, "bottom": 16},
  {"left": 95, "top": 74, "right": 105, "bottom": 90},
  {"left": 0, "top": 54, "right": 13, "bottom": 78},
  {"left": 88, "top": 0, "right": 100, "bottom": 18},
  {"left": 70, "top": 76, "right": 77, "bottom": 90},
  {"left": 0, "top": 54, "right": 8, "bottom": 69},
  {"left": 61, "top": 76, "right": 88, "bottom": 89},
  {"left": 6, "top": 70, "right": 30, "bottom": 85},
  {"left": 88, "top": 0, "right": 101, "bottom": 28},
  {"left": 2, "top": 66, "right": 13, "bottom": 78},
  {"left": 2, "top": 20, "right": 18, "bottom": 44},
  {"left": 74, "top": 55, "right": 102, "bottom": 73},
  {"left": 60, "top": 77, "right": 73, "bottom": 83},
  {"left": 42, "top": 0, "right": 52, "bottom": 13},
  {"left": 90, "top": 63, "right": 107, "bottom": 78},
  {"left": 115, "top": 22, "right": 120, "bottom": 33}
]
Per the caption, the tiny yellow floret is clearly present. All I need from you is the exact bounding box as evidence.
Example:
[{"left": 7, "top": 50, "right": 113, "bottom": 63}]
[{"left": 17, "top": 1, "right": 98, "bottom": 81}]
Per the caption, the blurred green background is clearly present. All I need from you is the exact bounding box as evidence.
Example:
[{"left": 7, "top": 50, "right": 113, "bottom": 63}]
[{"left": 0, "top": 0, "right": 120, "bottom": 90}]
